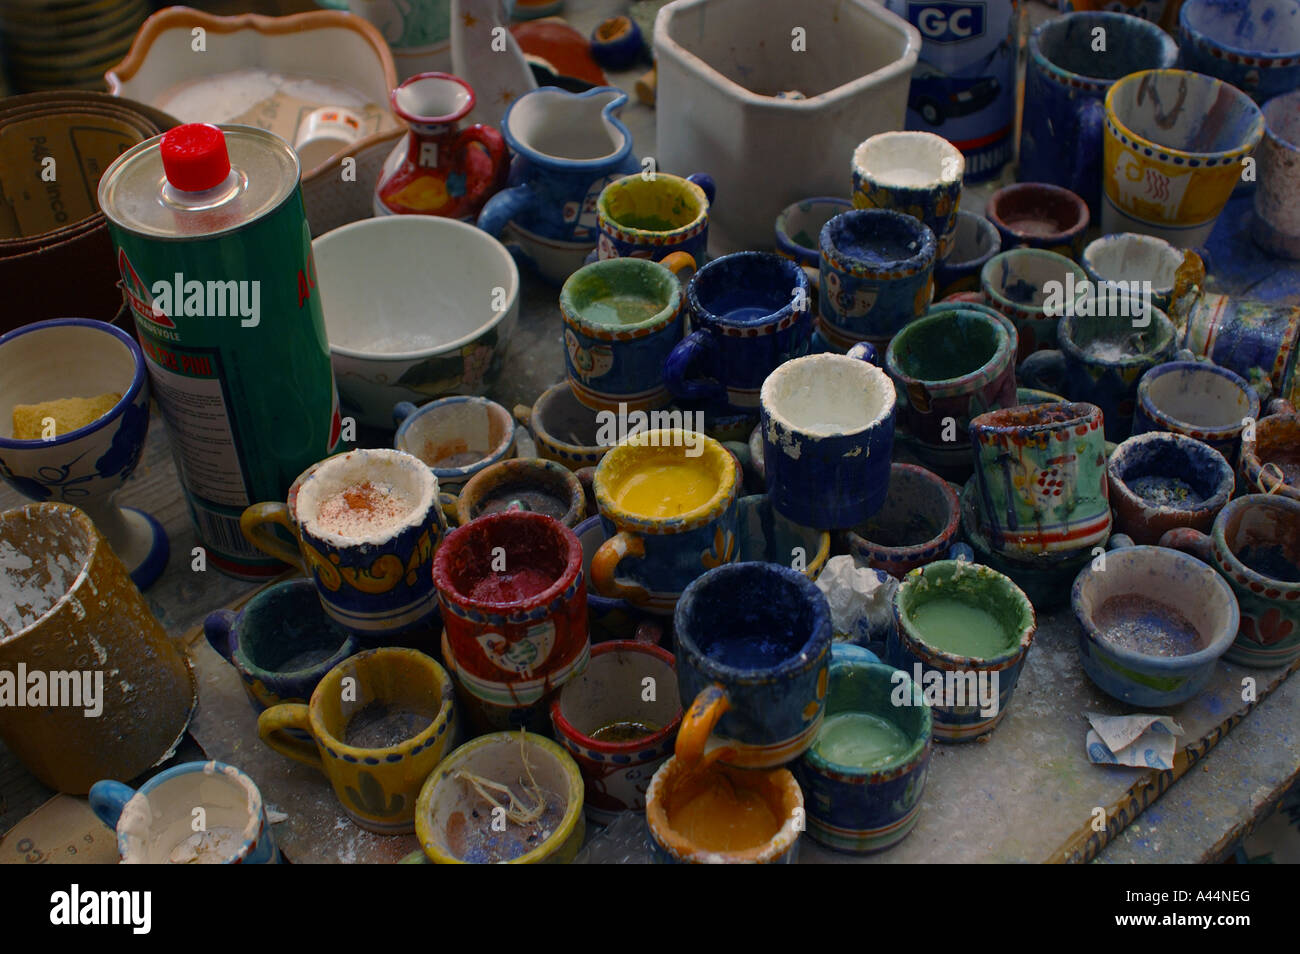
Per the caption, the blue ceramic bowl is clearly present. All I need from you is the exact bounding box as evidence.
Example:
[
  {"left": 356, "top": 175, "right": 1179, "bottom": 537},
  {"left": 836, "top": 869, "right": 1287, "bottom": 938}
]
[{"left": 1072, "top": 544, "right": 1239, "bottom": 706}]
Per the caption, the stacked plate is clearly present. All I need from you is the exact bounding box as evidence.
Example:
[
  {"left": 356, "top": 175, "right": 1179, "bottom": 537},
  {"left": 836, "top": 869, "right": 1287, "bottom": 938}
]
[{"left": 1, "top": 0, "right": 152, "bottom": 91}]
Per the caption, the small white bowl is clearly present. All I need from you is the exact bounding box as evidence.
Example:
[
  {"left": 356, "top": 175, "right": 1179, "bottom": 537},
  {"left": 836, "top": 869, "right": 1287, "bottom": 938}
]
[{"left": 314, "top": 216, "right": 520, "bottom": 429}]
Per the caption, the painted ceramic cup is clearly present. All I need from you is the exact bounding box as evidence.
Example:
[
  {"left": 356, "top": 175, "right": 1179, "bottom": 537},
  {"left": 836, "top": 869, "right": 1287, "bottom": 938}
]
[
  {"left": 1178, "top": 0, "right": 1300, "bottom": 104},
  {"left": 453, "top": 455, "right": 587, "bottom": 528},
  {"left": 514, "top": 381, "right": 611, "bottom": 470},
  {"left": 204, "top": 578, "right": 360, "bottom": 711},
  {"left": 1107, "top": 431, "right": 1234, "bottom": 545},
  {"left": 591, "top": 428, "right": 740, "bottom": 615},
  {"left": 794, "top": 647, "right": 932, "bottom": 853},
  {"left": 889, "top": 560, "right": 1037, "bottom": 742},
  {"left": 816, "top": 209, "right": 937, "bottom": 352},
  {"left": 735, "top": 493, "right": 831, "bottom": 580},
  {"left": 596, "top": 171, "right": 715, "bottom": 263},
  {"left": 645, "top": 756, "right": 803, "bottom": 864},
  {"left": 393, "top": 395, "right": 517, "bottom": 491},
  {"left": 664, "top": 252, "right": 812, "bottom": 413},
  {"left": 1103, "top": 69, "right": 1264, "bottom": 247},
  {"left": 90, "top": 761, "right": 280, "bottom": 864},
  {"left": 1132, "top": 360, "right": 1261, "bottom": 464},
  {"left": 1018, "top": 308, "right": 1179, "bottom": 441},
  {"left": 1021, "top": 12, "right": 1180, "bottom": 215},
  {"left": 674, "top": 562, "right": 832, "bottom": 769},
  {"left": 241, "top": 449, "right": 447, "bottom": 637},
  {"left": 985, "top": 182, "right": 1091, "bottom": 260},
  {"left": 433, "top": 510, "right": 590, "bottom": 725},
  {"left": 1179, "top": 293, "right": 1300, "bottom": 404},
  {"left": 1161, "top": 494, "right": 1300, "bottom": 667},
  {"left": 933, "top": 210, "right": 1001, "bottom": 300},
  {"left": 760, "top": 347, "right": 897, "bottom": 529},
  {"left": 851, "top": 131, "right": 964, "bottom": 258},
  {"left": 1256, "top": 91, "right": 1300, "bottom": 259},
  {"left": 844, "top": 462, "right": 964, "bottom": 578},
  {"left": 775, "top": 196, "right": 853, "bottom": 270},
  {"left": 0, "top": 503, "right": 196, "bottom": 795},
  {"left": 560, "top": 253, "right": 695, "bottom": 412},
  {"left": 884, "top": 304, "right": 1019, "bottom": 480},
  {"left": 970, "top": 402, "right": 1112, "bottom": 556},
  {"left": 1072, "top": 543, "right": 1240, "bottom": 706},
  {"left": 1239, "top": 409, "right": 1300, "bottom": 499},
  {"left": 1081, "top": 232, "right": 1204, "bottom": 314},
  {"left": 415, "top": 731, "right": 586, "bottom": 863},
  {"left": 981, "top": 248, "right": 1089, "bottom": 359},
  {"left": 550, "top": 640, "right": 682, "bottom": 823},
  {"left": 258, "top": 647, "right": 457, "bottom": 833}
]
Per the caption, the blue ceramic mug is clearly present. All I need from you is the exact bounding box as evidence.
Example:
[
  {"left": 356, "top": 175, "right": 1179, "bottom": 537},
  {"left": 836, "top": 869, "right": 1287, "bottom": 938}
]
[
  {"left": 674, "top": 562, "right": 833, "bottom": 769},
  {"left": 1020, "top": 12, "right": 1180, "bottom": 216},
  {"left": 90, "top": 761, "right": 281, "bottom": 863},
  {"left": 596, "top": 171, "right": 715, "bottom": 264},
  {"left": 817, "top": 209, "right": 937, "bottom": 353},
  {"left": 664, "top": 251, "right": 813, "bottom": 413},
  {"left": 1133, "top": 360, "right": 1261, "bottom": 465},
  {"left": 760, "top": 344, "right": 897, "bottom": 529}
]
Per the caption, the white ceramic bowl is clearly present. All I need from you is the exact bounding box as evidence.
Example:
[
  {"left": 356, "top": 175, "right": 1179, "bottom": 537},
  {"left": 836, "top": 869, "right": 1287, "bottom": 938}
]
[{"left": 315, "top": 216, "right": 520, "bottom": 429}]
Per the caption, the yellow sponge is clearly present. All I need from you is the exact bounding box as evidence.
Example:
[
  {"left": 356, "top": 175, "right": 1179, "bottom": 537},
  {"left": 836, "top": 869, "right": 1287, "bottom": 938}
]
[{"left": 12, "top": 393, "right": 121, "bottom": 439}]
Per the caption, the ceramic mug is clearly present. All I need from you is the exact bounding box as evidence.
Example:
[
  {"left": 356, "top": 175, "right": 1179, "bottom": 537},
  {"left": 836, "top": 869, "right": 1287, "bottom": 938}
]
[
  {"left": 1161, "top": 494, "right": 1300, "bottom": 668},
  {"left": 981, "top": 248, "right": 1090, "bottom": 359},
  {"left": 513, "top": 381, "right": 611, "bottom": 470},
  {"left": 1106, "top": 431, "right": 1234, "bottom": 546},
  {"left": 1132, "top": 360, "right": 1261, "bottom": 464},
  {"left": 393, "top": 395, "right": 517, "bottom": 491},
  {"left": 1102, "top": 69, "right": 1264, "bottom": 247},
  {"left": 674, "top": 562, "right": 833, "bottom": 769},
  {"left": 816, "top": 209, "right": 937, "bottom": 352},
  {"left": 1179, "top": 292, "right": 1300, "bottom": 404},
  {"left": 793, "top": 644, "right": 932, "bottom": 854},
  {"left": 241, "top": 449, "right": 448, "bottom": 637},
  {"left": 984, "top": 182, "right": 1091, "bottom": 260},
  {"left": 843, "top": 462, "right": 966, "bottom": 578},
  {"left": 1021, "top": 12, "right": 1180, "bottom": 215},
  {"left": 775, "top": 196, "right": 854, "bottom": 271},
  {"left": 591, "top": 428, "right": 740, "bottom": 615},
  {"left": 664, "top": 251, "right": 812, "bottom": 413},
  {"left": 90, "top": 761, "right": 280, "bottom": 864},
  {"left": 596, "top": 171, "right": 715, "bottom": 263},
  {"left": 1018, "top": 308, "right": 1179, "bottom": 441},
  {"left": 1081, "top": 232, "right": 1205, "bottom": 314},
  {"left": 884, "top": 303, "right": 1019, "bottom": 480},
  {"left": 433, "top": 510, "right": 590, "bottom": 724},
  {"left": 560, "top": 253, "right": 695, "bottom": 412},
  {"left": 549, "top": 640, "right": 682, "bottom": 823},
  {"left": 1239, "top": 409, "right": 1300, "bottom": 500},
  {"left": 851, "top": 131, "right": 964, "bottom": 259},
  {"left": 760, "top": 345, "right": 897, "bottom": 529},
  {"left": 258, "top": 647, "right": 457, "bottom": 833},
  {"left": 205, "top": 578, "right": 361, "bottom": 711},
  {"left": 1178, "top": 0, "right": 1300, "bottom": 104},
  {"left": 970, "top": 401, "right": 1112, "bottom": 556},
  {"left": 735, "top": 492, "right": 831, "bottom": 580},
  {"left": 452, "top": 455, "right": 588, "bottom": 528},
  {"left": 889, "top": 559, "right": 1037, "bottom": 742},
  {"left": 933, "top": 211, "right": 1002, "bottom": 300},
  {"left": 1256, "top": 90, "right": 1300, "bottom": 259}
]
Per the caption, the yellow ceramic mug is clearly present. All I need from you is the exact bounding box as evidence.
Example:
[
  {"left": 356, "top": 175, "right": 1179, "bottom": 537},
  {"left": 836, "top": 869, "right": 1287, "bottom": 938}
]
[{"left": 258, "top": 647, "right": 457, "bottom": 834}]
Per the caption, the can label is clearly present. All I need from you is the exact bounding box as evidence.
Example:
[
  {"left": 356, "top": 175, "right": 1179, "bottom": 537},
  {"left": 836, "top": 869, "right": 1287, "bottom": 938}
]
[
  {"left": 112, "top": 192, "right": 341, "bottom": 578},
  {"left": 889, "top": 0, "right": 1018, "bottom": 181}
]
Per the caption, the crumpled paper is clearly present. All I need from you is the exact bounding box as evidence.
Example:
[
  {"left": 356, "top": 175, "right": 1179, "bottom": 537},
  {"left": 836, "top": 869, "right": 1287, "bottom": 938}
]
[
  {"left": 816, "top": 555, "right": 898, "bottom": 646},
  {"left": 1085, "top": 711, "right": 1184, "bottom": 770}
]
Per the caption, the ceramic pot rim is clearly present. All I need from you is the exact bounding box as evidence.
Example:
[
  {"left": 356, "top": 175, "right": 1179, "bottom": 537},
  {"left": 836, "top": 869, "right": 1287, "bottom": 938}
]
[
  {"left": 761, "top": 353, "right": 897, "bottom": 438},
  {"left": 498, "top": 85, "right": 633, "bottom": 169},
  {"left": 0, "top": 503, "right": 98, "bottom": 639},
  {"left": 1057, "top": 307, "right": 1177, "bottom": 368},
  {"left": 559, "top": 257, "right": 684, "bottom": 336},
  {"left": 674, "top": 561, "right": 832, "bottom": 685},
  {"left": 1031, "top": 12, "right": 1179, "bottom": 90},
  {"left": 845, "top": 462, "right": 961, "bottom": 560},
  {"left": 1081, "top": 232, "right": 1182, "bottom": 294},
  {"left": 549, "top": 640, "right": 682, "bottom": 754},
  {"left": 391, "top": 71, "right": 476, "bottom": 126},
  {"left": 686, "top": 251, "right": 810, "bottom": 328},
  {"left": 593, "top": 429, "right": 737, "bottom": 531},
  {"left": 980, "top": 248, "right": 1087, "bottom": 316},
  {"left": 1263, "top": 91, "right": 1300, "bottom": 152},
  {"left": 596, "top": 172, "right": 710, "bottom": 237},
  {"left": 800, "top": 660, "right": 932, "bottom": 780},
  {"left": 414, "top": 731, "right": 584, "bottom": 864},
  {"left": 307, "top": 647, "right": 455, "bottom": 760},
  {"left": 942, "top": 211, "right": 1002, "bottom": 270},
  {"left": 230, "top": 578, "right": 357, "bottom": 682},
  {"left": 393, "top": 395, "right": 517, "bottom": 481},
  {"left": 1179, "top": 0, "right": 1300, "bottom": 62},
  {"left": 1104, "top": 69, "right": 1265, "bottom": 163},
  {"left": 1240, "top": 411, "right": 1300, "bottom": 495},
  {"left": 432, "top": 508, "right": 584, "bottom": 611},
  {"left": 1136, "top": 360, "right": 1260, "bottom": 438},
  {"left": 1107, "top": 431, "right": 1234, "bottom": 514},
  {"left": 458, "top": 457, "right": 585, "bottom": 526},
  {"left": 775, "top": 196, "right": 854, "bottom": 257},
  {"left": 1071, "top": 544, "right": 1240, "bottom": 668},
  {"left": 985, "top": 182, "right": 1090, "bottom": 241},
  {"left": 971, "top": 400, "right": 1100, "bottom": 441},
  {"left": 851, "top": 130, "right": 965, "bottom": 187},
  {"left": 527, "top": 382, "right": 609, "bottom": 460},
  {"left": 1212, "top": 493, "right": 1300, "bottom": 588},
  {"left": 820, "top": 208, "right": 938, "bottom": 277},
  {"left": 894, "top": 560, "right": 1037, "bottom": 667},
  {"left": 0, "top": 318, "right": 146, "bottom": 451},
  {"left": 885, "top": 306, "right": 1014, "bottom": 396},
  {"left": 117, "top": 760, "right": 265, "bottom": 863}
]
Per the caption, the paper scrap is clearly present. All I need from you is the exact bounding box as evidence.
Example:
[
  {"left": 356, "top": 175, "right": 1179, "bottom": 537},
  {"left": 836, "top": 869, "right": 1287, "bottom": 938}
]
[{"left": 1085, "top": 711, "right": 1184, "bottom": 770}]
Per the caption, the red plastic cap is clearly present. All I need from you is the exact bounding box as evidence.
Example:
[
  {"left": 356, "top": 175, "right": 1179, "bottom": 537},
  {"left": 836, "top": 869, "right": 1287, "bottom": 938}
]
[{"left": 160, "top": 123, "right": 231, "bottom": 192}]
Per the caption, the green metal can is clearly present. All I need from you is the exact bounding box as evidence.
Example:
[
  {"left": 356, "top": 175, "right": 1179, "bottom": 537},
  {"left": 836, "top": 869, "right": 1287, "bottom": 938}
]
[{"left": 99, "top": 123, "right": 341, "bottom": 579}]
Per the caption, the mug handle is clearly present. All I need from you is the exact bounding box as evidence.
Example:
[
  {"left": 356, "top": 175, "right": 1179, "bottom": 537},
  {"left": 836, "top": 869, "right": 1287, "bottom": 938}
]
[
  {"left": 847, "top": 341, "right": 877, "bottom": 365},
  {"left": 1018, "top": 349, "right": 1066, "bottom": 394},
  {"left": 440, "top": 491, "right": 461, "bottom": 528},
  {"left": 591, "top": 531, "right": 651, "bottom": 604},
  {"left": 203, "top": 609, "right": 237, "bottom": 663},
  {"left": 393, "top": 400, "right": 419, "bottom": 428},
  {"left": 476, "top": 182, "right": 535, "bottom": 238},
  {"left": 88, "top": 779, "right": 136, "bottom": 831},
  {"left": 1069, "top": 98, "right": 1105, "bottom": 203},
  {"left": 658, "top": 250, "right": 696, "bottom": 285},
  {"left": 258, "top": 704, "right": 324, "bottom": 770},
  {"left": 686, "top": 172, "right": 716, "bottom": 206},
  {"left": 458, "top": 124, "right": 511, "bottom": 206},
  {"left": 664, "top": 328, "right": 724, "bottom": 402},
  {"left": 676, "top": 683, "right": 735, "bottom": 769},
  {"left": 1158, "top": 527, "right": 1214, "bottom": 562},
  {"left": 240, "top": 502, "right": 305, "bottom": 571}
]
